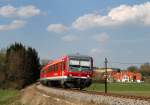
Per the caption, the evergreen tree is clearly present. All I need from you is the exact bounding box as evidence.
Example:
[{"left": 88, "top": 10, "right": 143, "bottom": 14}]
[
  {"left": 127, "top": 65, "right": 138, "bottom": 72},
  {"left": 0, "top": 49, "right": 6, "bottom": 88},
  {"left": 25, "top": 47, "right": 40, "bottom": 85},
  {"left": 5, "top": 42, "right": 40, "bottom": 89},
  {"left": 139, "top": 63, "right": 150, "bottom": 77}
]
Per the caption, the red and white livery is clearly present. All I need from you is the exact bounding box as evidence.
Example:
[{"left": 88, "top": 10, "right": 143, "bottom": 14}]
[{"left": 40, "top": 54, "right": 93, "bottom": 89}]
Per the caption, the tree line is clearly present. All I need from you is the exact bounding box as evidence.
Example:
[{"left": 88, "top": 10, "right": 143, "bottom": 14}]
[
  {"left": 128, "top": 64, "right": 150, "bottom": 76},
  {"left": 0, "top": 43, "right": 40, "bottom": 89},
  {"left": 128, "top": 64, "right": 150, "bottom": 82}
]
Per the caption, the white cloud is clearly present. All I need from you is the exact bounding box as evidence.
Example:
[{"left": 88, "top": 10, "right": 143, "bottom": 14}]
[
  {"left": 47, "top": 24, "right": 68, "bottom": 33},
  {"left": 89, "top": 48, "right": 104, "bottom": 58},
  {"left": 93, "top": 33, "right": 110, "bottom": 44},
  {"left": 0, "top": 20, "right": 26, "bottom": 31},
  {"left": 0, "top": 5, "right": 16, "bottom": 17},
  {"left": 90, "top": 48, "right": 102, "bottom": 54},
  {"left": 61, "top": 35, "right": 78, "bottom": 42},
  {"left": 72, "top": 2, "right": 150, "bottom": 30},
  {"left": 16, "top": 5, "right": 40, "bottom": 18},
  {"left": 0, "top": 5, "right": 40, "bottom": 18},
  {"left": 72, "top": 14, "right": 116, "bottom": 30}
]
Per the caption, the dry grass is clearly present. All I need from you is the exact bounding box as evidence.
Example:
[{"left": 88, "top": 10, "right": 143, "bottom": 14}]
[{"left": 19, "top": 84, "right": 108, "bottom": 105}]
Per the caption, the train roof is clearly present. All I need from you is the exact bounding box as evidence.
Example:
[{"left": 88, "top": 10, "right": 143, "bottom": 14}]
[
  {"left": 41, "top": 54, "right": 93, "bottom": 70},
  {"left": 68, "top": 54, "right": 92, "bottom": 59}
]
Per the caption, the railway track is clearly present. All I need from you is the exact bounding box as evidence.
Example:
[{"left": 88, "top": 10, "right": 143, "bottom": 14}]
[
  {"left": 36, "top": 84, "right": 150, "bottom": 105},
  {"left": 64, "top": 88, "right": 150, "bottom": 101},
  {"left": 37, "top": 84, "right": 150, "bottom": 102},
  {"left": 82, "top": 90, "right": 150, "bottom": 101}
]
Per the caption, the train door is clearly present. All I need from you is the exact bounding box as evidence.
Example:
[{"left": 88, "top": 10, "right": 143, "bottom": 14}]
[
  {"left": 54, "top": 64, "right": 58, "bottom": 76},
  {"left": 61, "top": 61, "right": 66, "bottom": 76},
  {"left": 57, "top": 62, "right": 61, "bottom": 76}
]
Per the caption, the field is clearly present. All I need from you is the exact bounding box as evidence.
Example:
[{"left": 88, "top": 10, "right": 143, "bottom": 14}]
[
  {"left": 0, "top": 83, "right": 150, "bottom": 105},
  {"left": 0, "top": 89, "right": 19, "bottom": 105},
  {"left": 85, "top": 82, "right": 150, "bottom": 96}
]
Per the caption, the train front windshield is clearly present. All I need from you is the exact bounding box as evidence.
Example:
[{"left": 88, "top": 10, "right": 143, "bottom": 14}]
[{"left": 69, "top": 58, "right": 92, "bottom": 71}]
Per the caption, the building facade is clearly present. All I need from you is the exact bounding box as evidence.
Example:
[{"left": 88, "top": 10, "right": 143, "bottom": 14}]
[{"left": 107, "top": 71, "right": 142, "bottom": 83}]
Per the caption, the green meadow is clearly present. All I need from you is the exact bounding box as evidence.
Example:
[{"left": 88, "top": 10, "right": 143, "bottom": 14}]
[
  {"left": 86, "top": 82, "right": 150, "bottom": 96},
  {"left": 0, "top": 89, "right": 19, "bottom": 105}
]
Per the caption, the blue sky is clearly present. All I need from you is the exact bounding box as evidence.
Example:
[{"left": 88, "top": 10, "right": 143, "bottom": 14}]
[{"left": 0, "top": 0, "right": 150, "bottom": 69}]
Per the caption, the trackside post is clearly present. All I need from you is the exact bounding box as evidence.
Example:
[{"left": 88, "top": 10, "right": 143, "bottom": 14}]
[{"left": 104, "top": 58, "right": 108, "bottom": 94}]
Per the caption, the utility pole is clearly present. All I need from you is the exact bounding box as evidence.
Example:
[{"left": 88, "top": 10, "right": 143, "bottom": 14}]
[{"left": 104, "top": 58, "right": 108, "bottom": 94}]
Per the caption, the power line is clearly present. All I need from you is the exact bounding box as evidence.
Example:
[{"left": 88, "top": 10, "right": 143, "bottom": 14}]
[{"left": 108, "top": 61, "right": 146, "bottom": 65}]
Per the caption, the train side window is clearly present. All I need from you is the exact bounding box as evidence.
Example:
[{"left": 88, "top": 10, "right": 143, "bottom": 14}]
[
  {"left": 50, "top": 66, "right": 52, "bottom": 71},
  {"left": 51, "top": 65, "right": 54, "bottom": 71},
  {"left": 48, "top": 66, "right": 52, "bottom": 72},
  {"left": 54, "top": 64, "right": 58, "bottom": 72},
  {"left": 41, "top": 69, "right": 46, "bottom": 74},
  {"left": 45, "top": 69, "right": 47, "bottom": 73},
  {"left": 61, "top": 63, "right": 63, "bottom": 70},
  {"left": 57, "top": 63, "right": 59, "bottom": 71},
  {"left": 43, "top": 69, "right": 45, "bottom": 73},
  {"left": 62, "top": 62, "right": 65, "bottom": 70},
  {"left": 54, "top": 65, "right": 55, "bottom": 72},
  {"left": 60, "top": 63, "right": 62, "bottom": 71},
  {"left": 56, "top": 64, "right": 58, "bottom": 72}
]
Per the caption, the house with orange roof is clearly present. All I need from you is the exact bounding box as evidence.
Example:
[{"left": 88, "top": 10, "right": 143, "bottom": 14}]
[{"left": 107, "top": 71, "right": 142, "bottom": 83}]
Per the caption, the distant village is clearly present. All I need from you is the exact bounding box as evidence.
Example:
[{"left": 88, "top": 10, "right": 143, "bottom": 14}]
[{"left": 93, "top": 68, "right": 142, "bottom": 83}]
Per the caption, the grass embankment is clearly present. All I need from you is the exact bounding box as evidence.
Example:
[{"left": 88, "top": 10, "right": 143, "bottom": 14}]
[
  {"left": 0, "top": 89, "right": 20, "bottom": 105},
  {"left": 86, "top": 83, "right": 150, "bottom": 96}
]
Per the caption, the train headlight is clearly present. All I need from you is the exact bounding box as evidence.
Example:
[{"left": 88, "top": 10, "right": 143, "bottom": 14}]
[
  {"left": 68, "top": 74, "right": 72, "bottom": 77},
  {"left": 87, "top": 75, "right": 90, "bottom": 78}
]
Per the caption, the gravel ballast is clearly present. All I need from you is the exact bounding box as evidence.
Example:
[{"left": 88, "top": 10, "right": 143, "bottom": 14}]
[{"left": 37, "top": 85, "right": 150, "bottom": 105}]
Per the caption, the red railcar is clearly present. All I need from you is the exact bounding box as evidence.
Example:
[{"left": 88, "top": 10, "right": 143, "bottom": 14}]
[{"left": 40, "top": 54, "right": 93, "bottom": 89}]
